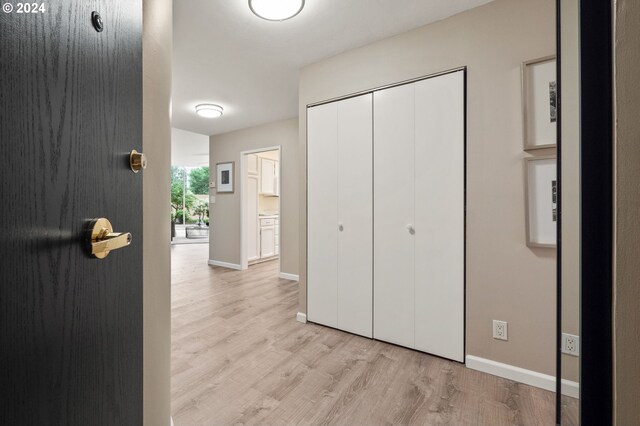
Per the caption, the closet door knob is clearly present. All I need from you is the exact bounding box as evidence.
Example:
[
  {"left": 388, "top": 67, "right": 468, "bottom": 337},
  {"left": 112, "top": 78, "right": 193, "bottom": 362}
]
[
  {"left": 406, "top": 224, "right": 415, "bottom": 235},
  {"left": 338, "top": 224, "right": 344, "bottom": 232}
]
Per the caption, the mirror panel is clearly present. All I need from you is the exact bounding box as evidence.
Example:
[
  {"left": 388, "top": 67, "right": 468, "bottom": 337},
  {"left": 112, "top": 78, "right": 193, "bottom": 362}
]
[{"left": 559, "top": 0, "right": 580, "bottom": 423}]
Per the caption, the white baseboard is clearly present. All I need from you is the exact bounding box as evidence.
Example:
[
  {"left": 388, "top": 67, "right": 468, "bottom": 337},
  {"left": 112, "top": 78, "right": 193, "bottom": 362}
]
[
  {"left": 208, "top": 259, "right": 242, "bottom": 270},
  {"left": 279, "top": 272, "right": 300, "bottom": 281},
  {"left": 296, "top": 312, "right": 307, "bottom": 323},
  {"left": 560, "top": 379, "right": 580, "bottom": 399},
  {"left": 466, "top": 355, "right": 579, "bottom": 399}
]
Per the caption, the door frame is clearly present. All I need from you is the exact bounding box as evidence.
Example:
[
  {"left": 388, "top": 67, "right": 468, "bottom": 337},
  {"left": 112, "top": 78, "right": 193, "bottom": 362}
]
[
  {"left": 555, "top": 0, "right": 614, "bottom": 424},
  {"left": 239, "top": 145, "right": 282, "bottom": 271},
  {"left": 577, "top": 0, "right": 613, "bottom": 424}
]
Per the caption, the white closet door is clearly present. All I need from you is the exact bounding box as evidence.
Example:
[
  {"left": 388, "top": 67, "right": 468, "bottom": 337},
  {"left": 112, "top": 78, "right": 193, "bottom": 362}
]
[
  {"left": 414, "top": 71, "right": 464, "bottom": 361},
  {"left": 337, "top": 94, "right": 373, "bottom": 338},
  {"left": 307, "top": 102, "right": 339, "bottom": 328},
  {"left": 373, "top": 84, "right": 416, "bottom": 348},
  {"left": 247, "top": 175, "right": 259, "bottom": 261}
]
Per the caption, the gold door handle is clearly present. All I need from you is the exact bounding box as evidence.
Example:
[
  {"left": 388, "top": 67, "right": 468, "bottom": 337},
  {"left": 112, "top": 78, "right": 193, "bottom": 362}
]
[{"left": 87, "top": 218, "right": 132, "bottom": 259}]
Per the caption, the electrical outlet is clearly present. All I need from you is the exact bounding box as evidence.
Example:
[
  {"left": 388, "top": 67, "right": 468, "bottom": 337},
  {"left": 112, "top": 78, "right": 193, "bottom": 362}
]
[
  {"left": 562, "top": 333, "right": 580, "bottom": 356},
  {"left": 493, "top": 320, "right": 508, "bottom": 341}
]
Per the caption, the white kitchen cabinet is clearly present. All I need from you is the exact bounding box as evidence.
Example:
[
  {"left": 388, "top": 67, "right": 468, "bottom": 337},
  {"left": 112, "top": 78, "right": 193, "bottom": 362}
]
[
  {"left": 275, "top": 219, "right": 280, "bottom": 255},
  {"left": 260, "top": 218, "right": 276, "bottom": 258},
  {"left": 248, "top": 154, "right": 259, "bottom": 175},
  {"left": 308, "top": 93, "right": 373, "bottom": 338},
  {"left": 246, "top": 175, "right": 260, "bottom": 262},
  {"left": 275, "top": 160, "right": 280, "bottom": 196},
  {"left": 260, "top": 158, "right": 278, "bottom": 196}
]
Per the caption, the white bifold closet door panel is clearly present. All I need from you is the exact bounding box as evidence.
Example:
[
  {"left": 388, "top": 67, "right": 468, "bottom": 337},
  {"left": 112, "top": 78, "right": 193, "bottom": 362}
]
[
  {"left": 307, "top": 94, "right": 373, "bottom": 337},
  {"left": 374, "top": 71, "right": 464, "bottom": 362},
  {"left": 413, "top": 72, "right": 464, "bottom": 362},
  {"left": 337, "top": 95, "right": 373, "bottom": 337},
  {"left": 308, "top": 102, "right": 339, "bottom": 328},
  {"left": 373, "top": 84, "right": 416, "bottom": 349}
]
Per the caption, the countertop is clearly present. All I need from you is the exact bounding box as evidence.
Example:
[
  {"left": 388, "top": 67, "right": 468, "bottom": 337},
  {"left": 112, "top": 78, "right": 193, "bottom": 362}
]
[{"left": 258, "top": 214, "right": 279, "bottom": 219}]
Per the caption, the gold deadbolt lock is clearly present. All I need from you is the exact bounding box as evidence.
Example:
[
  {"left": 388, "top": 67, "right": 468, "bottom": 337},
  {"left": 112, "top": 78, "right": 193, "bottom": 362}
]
[
  {"left": 86, "top": 218, "right": 132, "bottom": 259},
  {"left": 130, "top": 150, "right": 147, "bottom": 173}
]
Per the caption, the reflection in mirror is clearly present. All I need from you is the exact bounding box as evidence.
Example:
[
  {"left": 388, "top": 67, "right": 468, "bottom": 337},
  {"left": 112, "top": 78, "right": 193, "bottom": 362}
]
[{"left": 559, "top": 0, "right": 580, "bottom": 423}]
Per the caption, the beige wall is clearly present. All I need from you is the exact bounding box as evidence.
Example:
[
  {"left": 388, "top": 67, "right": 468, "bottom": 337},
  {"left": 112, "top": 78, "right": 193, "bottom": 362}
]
[
  {"left": 143, "top": 0, "right": 172, "bottom": 424},
  {"left": 560, "top": 0, "right": 580, "bottom": 383},
  {"left": 298, "top": 0, "right": 557, "bottom": 375},
  {"left": 614, "top": 0, "right": 640, "bottom": 423},
  {"left": 209, "top": 118, "right": 299, "bottom": 276}
]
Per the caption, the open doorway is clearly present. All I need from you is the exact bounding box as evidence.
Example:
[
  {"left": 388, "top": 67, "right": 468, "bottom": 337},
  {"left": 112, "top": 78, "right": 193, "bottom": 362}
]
[
  {"left": 240, "top": 146, "right": 281, "bottom": 271},
  {"left": 170, "top": 166, "right": 210, "bottom": 245},
  {"left": 170, "top": 128, "right": 210, "bottom": 247}
]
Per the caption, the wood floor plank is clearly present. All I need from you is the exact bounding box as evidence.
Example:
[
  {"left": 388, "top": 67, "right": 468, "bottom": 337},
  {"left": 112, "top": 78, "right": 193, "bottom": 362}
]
[
  {"left": 171, "top": 245, "right": 558, "bottom": 425},
  {"left": 561, "top": 395, "right": 579, "bottom": 426}
]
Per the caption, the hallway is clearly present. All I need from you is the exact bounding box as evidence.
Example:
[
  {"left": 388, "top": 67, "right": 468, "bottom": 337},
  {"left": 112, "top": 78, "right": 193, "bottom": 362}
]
[{"left": 171, "top": 244, "right": 555, "bottom": 425}]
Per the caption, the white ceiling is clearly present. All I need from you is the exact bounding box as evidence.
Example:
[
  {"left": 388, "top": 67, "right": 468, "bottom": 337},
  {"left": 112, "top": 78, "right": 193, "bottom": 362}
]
[{"left": 172, "top": 0, "right": 494, "bottom": 136}]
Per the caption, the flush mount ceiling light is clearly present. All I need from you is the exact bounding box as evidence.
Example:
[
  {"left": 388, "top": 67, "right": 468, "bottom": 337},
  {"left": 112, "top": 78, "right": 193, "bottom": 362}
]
[
  {"left": 249, "top": 0, "right": 305, "bottom": 21},
  {"left": 195, "top": 104, "right": 223, "bottom": 118}
]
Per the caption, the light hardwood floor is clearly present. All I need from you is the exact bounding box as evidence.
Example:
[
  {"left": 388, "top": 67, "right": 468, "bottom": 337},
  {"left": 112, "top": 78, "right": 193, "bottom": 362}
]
[{"left": 171, "top": 244, "right": 556, "bottom": 425}]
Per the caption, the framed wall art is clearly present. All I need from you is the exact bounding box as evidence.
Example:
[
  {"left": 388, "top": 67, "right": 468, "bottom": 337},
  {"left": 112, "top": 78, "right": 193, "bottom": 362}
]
[
  {"left": 525, "top": 156, "right": 557, "bottom": 248},
  {"left": 522, "top": 55, "right": 557, "bottom": 150},
  {"left": 216, "top": 161, "right": 235, "bottom": 193}
]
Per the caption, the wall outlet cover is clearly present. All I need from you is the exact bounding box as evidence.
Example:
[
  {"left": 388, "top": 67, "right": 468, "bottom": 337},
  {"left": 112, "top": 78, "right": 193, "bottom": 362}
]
[
  {"left": 562, "top": 333, "right": 580, "bottom": 356},
  {"left": 493, "top": 320, "right": 508, "bottom": 341}
]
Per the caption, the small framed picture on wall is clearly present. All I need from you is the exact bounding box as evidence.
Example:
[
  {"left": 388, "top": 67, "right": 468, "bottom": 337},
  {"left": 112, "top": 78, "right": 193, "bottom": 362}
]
[
  {"left": 525, "top": 156, "right": 557, "bottom": 248},
  {"left": 216, "top": 161, "right": 235, "bottom": 193},
  {"left": 522, "top": 55, "right": 557, "bottom": 150}
]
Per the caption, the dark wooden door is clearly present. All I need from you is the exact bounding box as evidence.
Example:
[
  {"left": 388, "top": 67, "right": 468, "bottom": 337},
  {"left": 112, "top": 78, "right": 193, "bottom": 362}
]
[{"left": 0, "top": 1, "right": 143, "bottom": 424}]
